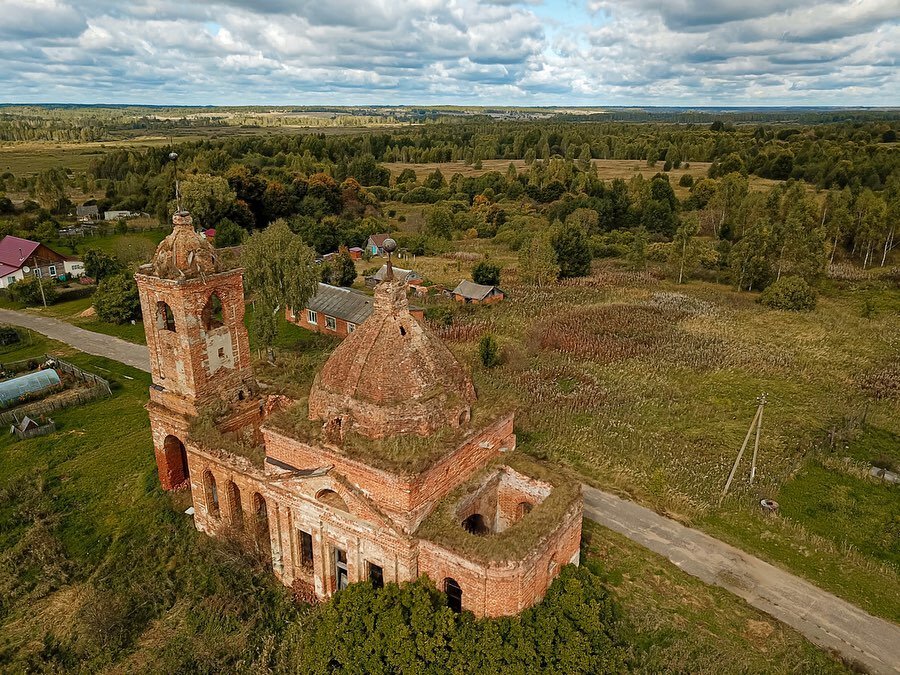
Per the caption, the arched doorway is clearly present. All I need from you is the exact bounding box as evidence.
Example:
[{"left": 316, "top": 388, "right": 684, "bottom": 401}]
[
  {"left": 516, "top": 501, "right": 533, "bottom": 521},
  {"left": 444, "top": 578, "right": 462, "bottom": 613},
  {"left": 163, "top": 435, "right": 189, "bottom": 486}
]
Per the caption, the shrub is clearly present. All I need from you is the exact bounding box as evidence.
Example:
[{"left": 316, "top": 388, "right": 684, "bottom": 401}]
[
  {"left": 472, "top": 261, "right": 501, "bottom": 286},
  {"left": 93, "top": 273, "right": 140, "bottom": 324},
  {"left": 0, "top": 326, "right": 21, "bottom": 346},
  {"left": 287, "top": 565, "right": 624, "bottom": 674},
  {"left": 8, "top": 276, "right": 57, "bottom": 306},
  {"left": 759, "top": 275, "right": 817, "bottom": 311},
  {"left": 425, "top": 305, "right": 454, "bottom": 327},
  {"left": 478, "top": 334, "right": 501, "bottom": 368},
  {"left": 678, "top": 174, "right": 694, "bottom": 187}
]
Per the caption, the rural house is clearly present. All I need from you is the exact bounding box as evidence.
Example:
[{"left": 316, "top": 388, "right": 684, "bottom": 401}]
[
  {"left": 366, "top": 233, "right": 392, "bottom": 257},
  {"left": 75, "top": 204, "right": 99, "bottom": 221},
  {"left": 288, "top": 283, "right": 373, "bottom": 337},
  {"left": 452, "top": 280, "right": 505, "bottom": 304},
  {"left": 288, "top": 283, "right": 425, "bottom": 337},
  {"left": 137, "top": 211, "right": 582, "bottom": 618},
  {"left": 0, "top": 236, "right": 84, "bottom": 288}
]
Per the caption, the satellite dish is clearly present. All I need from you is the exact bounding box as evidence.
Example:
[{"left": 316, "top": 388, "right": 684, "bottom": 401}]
[{"left": 22, "top": 266, "right": 30, "bottom": 273}]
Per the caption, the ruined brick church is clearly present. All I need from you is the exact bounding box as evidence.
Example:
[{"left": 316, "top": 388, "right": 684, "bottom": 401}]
[{"left": 136, "top": 211, "right": 582, "bottom": 617}]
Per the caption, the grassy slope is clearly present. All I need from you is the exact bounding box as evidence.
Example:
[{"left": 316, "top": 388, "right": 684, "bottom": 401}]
[{"left": 584, "top": 522, "right": 848, "bottom": 674}]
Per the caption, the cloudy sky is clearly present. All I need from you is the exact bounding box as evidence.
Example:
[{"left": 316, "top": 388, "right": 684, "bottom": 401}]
[{"left": 1, "top": 0, "right": 898, "bottom": 106}]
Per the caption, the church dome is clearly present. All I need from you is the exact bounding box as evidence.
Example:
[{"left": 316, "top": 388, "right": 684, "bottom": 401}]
[
  {"left": 308, "top": 272, "right": 476, "bottom": 440},
  {"left": 150, "top": 211, "right": 219, "bottom": 280}
]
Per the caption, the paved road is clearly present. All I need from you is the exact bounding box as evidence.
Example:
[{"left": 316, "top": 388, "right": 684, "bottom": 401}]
[
  {"left": 0, "top": 309, "right": 150, "bottom": 372},
  {"left": 3, "top": 309, "right": 899, "bottom": 672},
  {"left": 584, "top": 487, "right": 900, "bottom": 674}
]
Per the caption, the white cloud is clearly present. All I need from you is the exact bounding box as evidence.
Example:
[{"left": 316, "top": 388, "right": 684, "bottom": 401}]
[{"left": 0, "top": 0, "right": 896, "bottom": 104}]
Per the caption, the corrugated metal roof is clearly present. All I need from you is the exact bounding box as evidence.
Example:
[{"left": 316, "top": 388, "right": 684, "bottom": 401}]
[
  {"left": 371, "top": 264, "right": 418, "bottom": 282},
  {"left": 452, "top": 280, "right": 500, "bottom": 300},
  {"left": 307, "top": 283, "right": 374, "bottom": 325}
]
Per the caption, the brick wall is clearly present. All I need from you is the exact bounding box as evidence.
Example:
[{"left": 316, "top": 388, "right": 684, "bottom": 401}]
[
  {"left": 263, "top": 413, "right": 514, "bottom": 532},
  {"left": 418, "top": 497, "right": 583, "bottom": 618}
]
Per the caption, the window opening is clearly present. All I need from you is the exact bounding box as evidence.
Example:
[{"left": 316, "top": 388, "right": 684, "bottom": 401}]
[
  {"left": 156, "top": 302, "right": 176, "bottom": 331},
  {"left": 299, "top": 530, "right": 314, "bottom": 569},
  {"left": 368, "top": 562, "right": 384, "bottom": 589},
  {"left": 445, "top": 578, "right": 462, "bottom": 612},
  {"left": 202, "top": 293, "right": 224, "bottom": 330},
  {"left": 334, "top": 548, "right": 349, "bottom": 591}
]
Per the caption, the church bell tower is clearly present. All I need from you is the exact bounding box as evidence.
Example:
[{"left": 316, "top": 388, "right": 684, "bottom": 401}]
[{"left": 135, "top": 210, "right": 256, "bottom": 489}]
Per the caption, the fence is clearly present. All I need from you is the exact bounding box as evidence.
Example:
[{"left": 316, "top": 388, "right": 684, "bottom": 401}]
[
  {"left": 14, "top": 420, "right": 56, "bottom": 440},
  {"left": 49, "top": 356, "right": 112, "bottom": 395}
]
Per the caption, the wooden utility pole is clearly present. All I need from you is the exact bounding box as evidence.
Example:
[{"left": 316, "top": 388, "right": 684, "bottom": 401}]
[
  {"left": 749, "top": 393, "right": 766, "bottom": 485},
  {"left": 719, "top": 395, "right": 766, "bottom": 505}
]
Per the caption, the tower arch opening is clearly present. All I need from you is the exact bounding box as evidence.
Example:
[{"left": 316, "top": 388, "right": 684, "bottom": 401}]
[
  {"left": 156, "top": 301, "right": 176, "bottom": 332},
  {"left": 162, "top": 435, "right": 189, "bottom": 486},
  {"left": 202, "top": 292, "right": 225, "bottom": 331}
]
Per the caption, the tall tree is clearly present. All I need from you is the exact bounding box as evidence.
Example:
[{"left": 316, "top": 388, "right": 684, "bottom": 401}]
[
  {"left": 551, "top": 220, "right": 591, "bottom": 278},
  {"left": 821, "top": 188, "right": 852, "bottom": 265},
  {"left": 242, "top": 219, "right": 318, "bottom": 351},
  {"left": 670, "top": 218, "right": 701, "bottom": 284},
  {"left": 518, "top": 234, "right": 559, "bottom": 287}
]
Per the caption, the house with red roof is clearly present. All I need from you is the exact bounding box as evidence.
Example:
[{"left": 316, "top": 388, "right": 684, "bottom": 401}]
[{"left": 0, "top": 236, "right": 83, "bottom": 289}]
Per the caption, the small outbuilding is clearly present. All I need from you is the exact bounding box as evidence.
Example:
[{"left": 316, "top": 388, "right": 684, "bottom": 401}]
[
  {"left": 452, "top": 280, "right": 505, "bottom": 304},
  {"left": 365, "top": 264, "right": 421, "bottom": 288}
]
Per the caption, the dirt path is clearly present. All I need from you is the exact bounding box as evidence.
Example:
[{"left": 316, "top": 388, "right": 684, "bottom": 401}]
[
  {"left": 0, "top": 309, "right": 150, "bottom": 373},
  {"left": 584, "top": 487, "right": 900, "bottom": 674},
  {"left": 3, "top": 309, "right": 898, "bottom": 672}
]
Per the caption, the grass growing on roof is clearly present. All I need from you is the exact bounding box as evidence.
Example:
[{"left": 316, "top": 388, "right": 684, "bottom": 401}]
[
  {"left": 416, "top": 453, "right": 580, "bottom": 564},
  {"left": 265, "top": 397, "right": 514, "bottom": 475}
]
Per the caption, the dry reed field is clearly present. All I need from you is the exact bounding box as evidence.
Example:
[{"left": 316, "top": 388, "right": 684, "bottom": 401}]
[{"left": 427, "top": 246, "right": 900, "bottom": 620}]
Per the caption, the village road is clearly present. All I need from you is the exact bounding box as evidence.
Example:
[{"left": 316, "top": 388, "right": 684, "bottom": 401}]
[
  {"left": 3, "top": 309, "right": 899, "bottom": 672},
  {"left": 583, "top": 486, "right": 900, "bottom": 674},
  {"left": 0, "top": 309, "right": 150, "bottom": 372}
]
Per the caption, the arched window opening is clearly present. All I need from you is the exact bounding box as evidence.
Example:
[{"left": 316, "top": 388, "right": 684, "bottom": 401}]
[
  {"left": 462, "top": 513, "right": 489, "bottom": 536},
  {"left": 444, "top": 578, "right": 462, "bottom": 613},
  {"left": 458, "top": 409, "right": 470, "bottom": 426},
  {"left": 316, "top": 488, "right": 349, "bottom": 512},
  {"left": 227, "top": 481, "right": 243, "bottom": 529},
  {"left": 516, "top": 501, "right": 533, "bottom": 521},
  {"left": 156, "top": 302, "right": 176, "bottom": 332},
  {"left": 204, "top": 470, "right": 220, "bottom": 518},
  {"left": 399, "top": 325, "right": 406, "bottom": 336},
  {"left": 202, "top": 292, "right": 225, "bottom": 331},
  {"left": 237, "top": 389, "right": 245, "bottom": 401},
  {"left": 252, "top": 492, "right": 272, "bottom": 565},
  {"left": 163, "top": 435, "right": 189, "bottom": 485}
]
